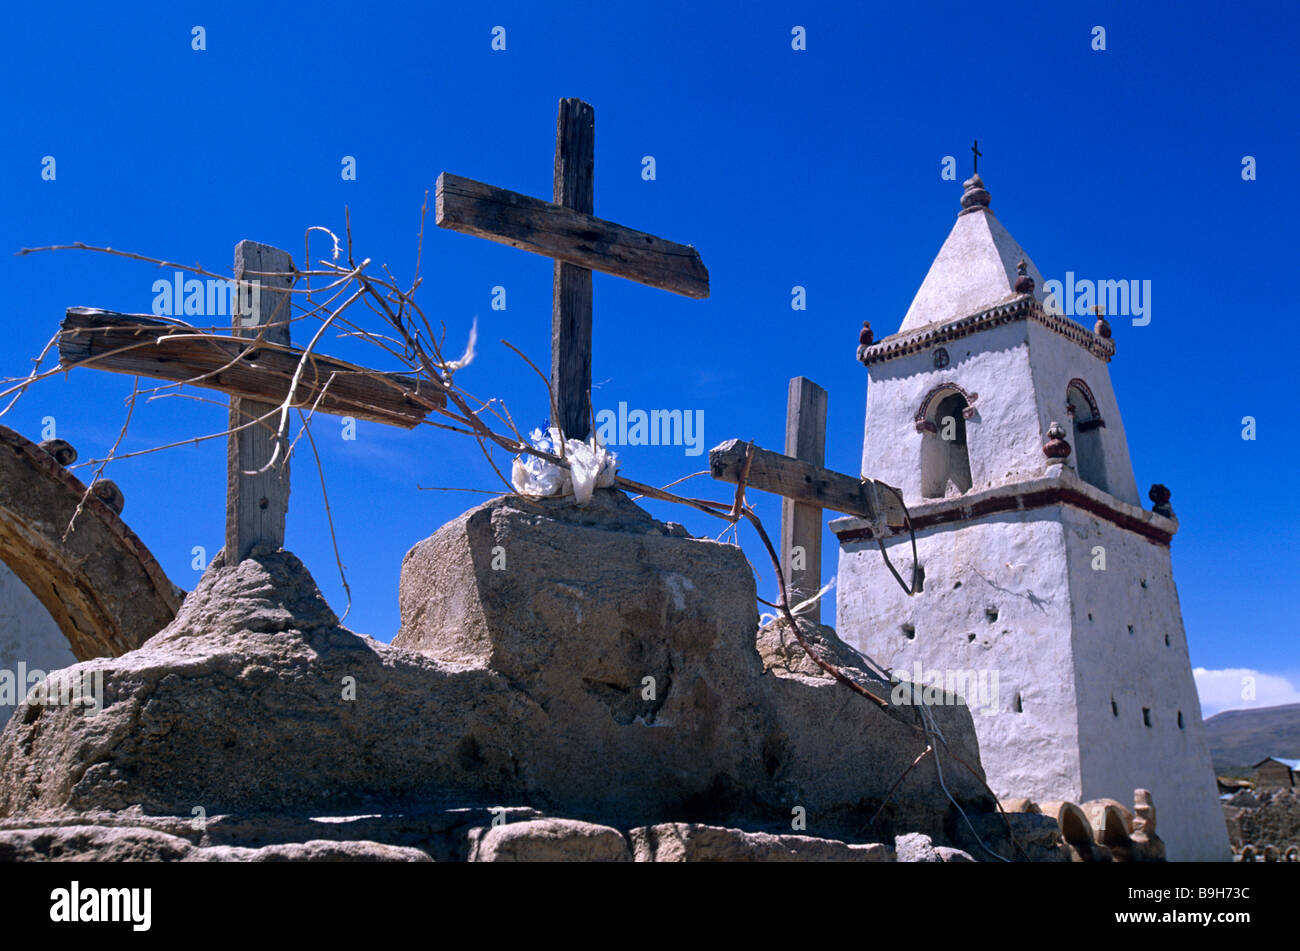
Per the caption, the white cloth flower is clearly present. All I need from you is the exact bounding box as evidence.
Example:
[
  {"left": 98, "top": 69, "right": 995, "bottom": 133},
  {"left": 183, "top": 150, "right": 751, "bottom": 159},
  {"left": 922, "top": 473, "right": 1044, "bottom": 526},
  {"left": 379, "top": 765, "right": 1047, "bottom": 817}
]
[{"left": 510, "top": 427, "right": 618, "bottom": 505}]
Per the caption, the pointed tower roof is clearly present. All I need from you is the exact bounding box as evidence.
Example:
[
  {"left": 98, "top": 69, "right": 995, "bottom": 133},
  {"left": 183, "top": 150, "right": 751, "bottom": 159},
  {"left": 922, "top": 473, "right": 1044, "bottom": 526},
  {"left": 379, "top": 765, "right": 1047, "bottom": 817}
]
[{"left": 897, "top": 175, "right": 1047, "bottom": 334}]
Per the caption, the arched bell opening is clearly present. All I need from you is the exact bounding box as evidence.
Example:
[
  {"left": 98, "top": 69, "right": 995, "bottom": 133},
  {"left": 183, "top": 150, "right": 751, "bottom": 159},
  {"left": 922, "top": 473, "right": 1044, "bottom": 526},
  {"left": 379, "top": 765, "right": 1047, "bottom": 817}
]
[
  {"left": 918, "top": 385, "right": 976, "bottom": 499},
  {"left": 1067, "top": 379, "right": 1108, "bottom": 493}
]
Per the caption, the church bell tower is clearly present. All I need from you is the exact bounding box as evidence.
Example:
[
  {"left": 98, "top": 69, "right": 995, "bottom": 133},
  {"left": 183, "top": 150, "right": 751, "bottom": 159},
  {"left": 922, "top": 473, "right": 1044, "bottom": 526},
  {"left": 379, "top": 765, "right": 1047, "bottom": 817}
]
[{"left": 831, "top": 174, "right": 1229, "bottom": 861}]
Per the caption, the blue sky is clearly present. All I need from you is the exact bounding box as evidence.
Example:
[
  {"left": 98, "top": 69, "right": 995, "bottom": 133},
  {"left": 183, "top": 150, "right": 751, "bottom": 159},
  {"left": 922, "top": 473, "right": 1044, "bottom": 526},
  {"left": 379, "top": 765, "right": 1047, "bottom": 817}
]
[{"left": 2, "top": 1, "right": 1296, "bottom": 716}]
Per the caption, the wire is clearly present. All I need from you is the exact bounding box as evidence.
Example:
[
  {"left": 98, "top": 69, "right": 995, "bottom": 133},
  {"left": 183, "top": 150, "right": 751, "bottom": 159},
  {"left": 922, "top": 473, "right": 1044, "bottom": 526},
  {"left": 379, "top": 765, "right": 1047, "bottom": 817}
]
[
  {"left": 874, "top": 482, "right": 920, "bottom": 596},
  {"left": 918, "top": 702, "right": 1010, "bottom": 863}
]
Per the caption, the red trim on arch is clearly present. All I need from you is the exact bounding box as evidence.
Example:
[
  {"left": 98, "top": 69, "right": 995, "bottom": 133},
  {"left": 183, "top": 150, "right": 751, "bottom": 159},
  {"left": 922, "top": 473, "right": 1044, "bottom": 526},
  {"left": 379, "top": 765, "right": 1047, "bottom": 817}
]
[
  {"left": 1066, "top": 378, "right": 1102, "bottom": 420},
  {"left": 914, "top": 382, "right": 979, "bottom": 432}
]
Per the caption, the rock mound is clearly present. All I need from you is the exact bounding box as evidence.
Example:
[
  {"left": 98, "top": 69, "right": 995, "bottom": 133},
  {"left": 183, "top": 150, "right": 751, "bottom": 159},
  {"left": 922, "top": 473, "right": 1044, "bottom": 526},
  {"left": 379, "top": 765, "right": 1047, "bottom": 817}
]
[
  {"left": 0, "top": 490, "right": 1014, "bottom": 860},
  {"left": 393, "top": 491, "right": 992, "bottom": 838},
  {"left": 0, "top": 547, "right": 526, "bottom": 818}
]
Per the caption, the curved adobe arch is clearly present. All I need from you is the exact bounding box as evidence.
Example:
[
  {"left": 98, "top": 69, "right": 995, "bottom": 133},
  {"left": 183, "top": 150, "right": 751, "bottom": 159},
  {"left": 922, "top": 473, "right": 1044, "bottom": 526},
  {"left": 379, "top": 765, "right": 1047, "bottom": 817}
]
[
  {"left": 1065, "top": 378, "right": 1101, "bottom": 420},
  {"left": 916, "top": 383, "right": 977, "bottom": 499},
  {"left": 1066, "top": 379, "right": 1109, "bottom": 493},
  {"left": 0, "top": 425, "right": 181, "bottom": 660},
  {"left": 914, "top": 381, "right": 979, "bottom": 434}
]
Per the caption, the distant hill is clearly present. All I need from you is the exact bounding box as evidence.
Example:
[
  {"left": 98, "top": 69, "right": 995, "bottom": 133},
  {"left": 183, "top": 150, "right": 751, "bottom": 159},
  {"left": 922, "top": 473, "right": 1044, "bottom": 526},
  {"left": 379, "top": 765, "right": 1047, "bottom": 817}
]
[{"left": 1204, "top": 703, "right": 1300, "bottom": 775}]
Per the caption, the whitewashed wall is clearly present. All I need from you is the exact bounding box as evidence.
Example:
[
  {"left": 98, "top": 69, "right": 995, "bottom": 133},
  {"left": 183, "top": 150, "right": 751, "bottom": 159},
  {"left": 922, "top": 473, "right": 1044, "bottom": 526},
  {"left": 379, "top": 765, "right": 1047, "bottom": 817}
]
[
  {"left": 837, "top": 510, "right": 1084, "bottom": 802},
  {"left": 1061, "top": 507, "right": 1229, "bottom": 861},
  {"left": 0, "top": 561, "right": 76, "bottom": 725}
]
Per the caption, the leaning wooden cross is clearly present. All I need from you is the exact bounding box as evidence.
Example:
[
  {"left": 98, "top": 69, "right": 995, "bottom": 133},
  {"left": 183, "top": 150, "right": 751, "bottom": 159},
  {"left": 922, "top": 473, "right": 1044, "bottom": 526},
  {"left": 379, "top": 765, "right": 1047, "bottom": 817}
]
[
  {"left": 709, "top": 376, "right": 908, "bottom": 624},
  {"left": 435, "top": 97, "right": 709, "bottom": 440},
  {"left": 56, "top": 240, "right": 442, "bottom": 562}
]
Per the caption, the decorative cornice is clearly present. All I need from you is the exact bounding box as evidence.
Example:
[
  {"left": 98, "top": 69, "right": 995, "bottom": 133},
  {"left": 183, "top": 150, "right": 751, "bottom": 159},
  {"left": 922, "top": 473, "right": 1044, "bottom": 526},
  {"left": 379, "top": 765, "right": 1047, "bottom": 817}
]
[
  {"left": 830, "top": 470, "right": 1177, "bottom": 548},
  {"left": 857, "top": 295, "right": 1116, "bottom": 367}
]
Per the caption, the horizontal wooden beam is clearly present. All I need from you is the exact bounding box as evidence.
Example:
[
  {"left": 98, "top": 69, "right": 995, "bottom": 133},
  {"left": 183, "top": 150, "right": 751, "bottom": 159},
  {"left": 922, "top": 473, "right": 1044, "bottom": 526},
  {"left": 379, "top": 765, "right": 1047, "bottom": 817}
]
[
  {"left": 709, "top": 438, "right": 908, "bottom": 534},
  {"left": 435, "top": 172, "right": 709, "bottom": 299},
  {"left": 58, "top": 308, "right": 442, "bottom": 429}
]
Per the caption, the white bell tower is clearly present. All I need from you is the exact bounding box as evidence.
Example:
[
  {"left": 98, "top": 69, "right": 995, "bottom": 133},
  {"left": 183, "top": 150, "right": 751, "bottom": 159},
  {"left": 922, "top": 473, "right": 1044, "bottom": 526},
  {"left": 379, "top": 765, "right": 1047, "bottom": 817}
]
[{"left": 832, "top": 174, "right": 1228, "bottom": 861}]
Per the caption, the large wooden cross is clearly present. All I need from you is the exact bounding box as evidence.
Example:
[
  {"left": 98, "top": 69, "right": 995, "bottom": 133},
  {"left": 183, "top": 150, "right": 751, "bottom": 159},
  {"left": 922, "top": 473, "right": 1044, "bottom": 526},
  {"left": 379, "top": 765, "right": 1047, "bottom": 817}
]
[
  {"left": 709, "top": 376, "right": 908, "bottom": 625},
  {"left": 435, "top": 98, "right": 709, "bottom": 441},
  {"left": 57, "top": 240, "right": 441, "bottom": 563},
  {"left": 781, "top": 377, "right": 828, "bottom": 622}
]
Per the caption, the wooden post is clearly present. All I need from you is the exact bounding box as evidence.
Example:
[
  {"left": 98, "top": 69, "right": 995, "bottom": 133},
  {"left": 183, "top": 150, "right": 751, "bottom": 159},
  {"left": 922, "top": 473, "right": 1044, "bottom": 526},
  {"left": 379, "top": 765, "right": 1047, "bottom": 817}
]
[
  {"left": 551, "top": 98, "right": 595, "bottom": 441},
  {"left": 226, "top": 240, "right": 295, "bottom": 562},
  {"left": 780, "top": 377, "right": 828, "bottom": 623}
]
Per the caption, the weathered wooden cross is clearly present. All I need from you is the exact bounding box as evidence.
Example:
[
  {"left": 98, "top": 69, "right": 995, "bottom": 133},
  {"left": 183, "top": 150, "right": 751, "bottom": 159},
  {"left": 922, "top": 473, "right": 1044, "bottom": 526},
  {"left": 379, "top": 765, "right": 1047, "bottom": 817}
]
[
  {"left": 709, "top": 376, "right": 908, "bottom": 625},
  {"left": 57, "top": 240, "right": 441, "bottom": 563},
  {"left": 434, "top": 98, "right": 710, "bottom": 441}
]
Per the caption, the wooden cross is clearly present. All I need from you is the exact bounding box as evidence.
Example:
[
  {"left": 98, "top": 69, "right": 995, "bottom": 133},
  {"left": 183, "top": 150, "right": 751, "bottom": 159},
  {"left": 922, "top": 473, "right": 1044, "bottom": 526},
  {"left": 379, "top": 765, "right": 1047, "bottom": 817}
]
[
  {"left": 782, "top": 377, "right": 828, "bottom": 623},
  {"left": 435, "top": 98, "right": 709, "bottom": 441},
  {"left": 56, "top": 240, "right": 442, "bottom": 563},
  {"left": 227, "top": 242, "right": 293, "bottom": 562},
  {"left": 709, "top": 377, "right": 908, "bottom": 624},
  {"left": 971, "top": 139, "right": 982, "bottom": 174}
]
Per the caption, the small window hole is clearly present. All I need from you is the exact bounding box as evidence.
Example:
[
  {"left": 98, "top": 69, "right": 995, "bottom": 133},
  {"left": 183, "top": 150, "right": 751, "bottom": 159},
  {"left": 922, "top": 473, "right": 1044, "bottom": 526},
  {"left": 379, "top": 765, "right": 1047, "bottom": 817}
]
[{"left": 1142, "top": 707, "right": 1152, "bottom": 728}]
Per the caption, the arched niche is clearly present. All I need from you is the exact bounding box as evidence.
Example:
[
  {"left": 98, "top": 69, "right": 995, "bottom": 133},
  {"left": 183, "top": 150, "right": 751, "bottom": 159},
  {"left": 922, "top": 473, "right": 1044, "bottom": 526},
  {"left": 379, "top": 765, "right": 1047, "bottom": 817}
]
[
  {"left": 916, "top": 383, "right": 977, "bottom": 499},
  {"left": 1066, "top": 379, "right": 1108, "bottom": 493}
]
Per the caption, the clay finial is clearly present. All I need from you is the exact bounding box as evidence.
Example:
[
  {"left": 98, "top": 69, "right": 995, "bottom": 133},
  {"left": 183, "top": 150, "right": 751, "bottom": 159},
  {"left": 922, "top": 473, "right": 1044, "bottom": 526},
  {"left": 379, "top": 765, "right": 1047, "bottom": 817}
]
[
  {"left": 1093, "top": 304, "right": 1112, "bottom": 339},
  {"left": 1014, "top": 258, "right": 1035, "bottom": 295},
  {"left": 1044, "top": 421, "right": 1072, "bottom": 459},
  {"left": 1149, "top": 484, "right": 1173, "bottom": 518}
]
